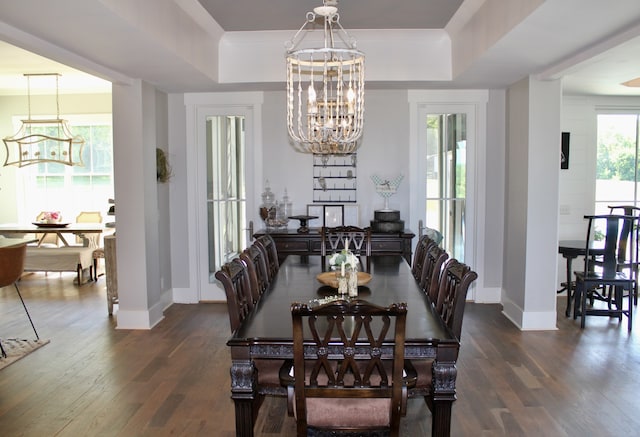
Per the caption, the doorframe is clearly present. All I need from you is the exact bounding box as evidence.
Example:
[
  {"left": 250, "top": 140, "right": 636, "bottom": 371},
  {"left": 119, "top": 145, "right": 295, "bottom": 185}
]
[
  {"left": 408, "top": 90, "right": 488, "bottom": 301},
  {"left": 184, "top": 92, "right": 264, "bottom": 302}
]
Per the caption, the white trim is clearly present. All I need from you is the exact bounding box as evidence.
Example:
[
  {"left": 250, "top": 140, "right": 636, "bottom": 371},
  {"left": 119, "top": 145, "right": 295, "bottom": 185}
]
[
  {"left": 183, "top": 92, "right": 263, "bottom": 302},
  {"left": 408, "top": 90, "right": 488, "bottom": 301}
]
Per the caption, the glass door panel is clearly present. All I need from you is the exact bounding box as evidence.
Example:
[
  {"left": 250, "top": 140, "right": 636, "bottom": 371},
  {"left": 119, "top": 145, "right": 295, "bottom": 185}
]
[{"left": 425, "top": 113, "right": 466, "bottom": 261}]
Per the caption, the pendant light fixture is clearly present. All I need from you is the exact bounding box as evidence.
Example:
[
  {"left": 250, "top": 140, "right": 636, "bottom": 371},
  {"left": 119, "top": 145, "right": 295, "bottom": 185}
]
[
  {"left": 286, "top": 0, "right": 365, "bottom": 154},
  {"left": 3, "top": 73, "right": 85, "bottom": 167}
]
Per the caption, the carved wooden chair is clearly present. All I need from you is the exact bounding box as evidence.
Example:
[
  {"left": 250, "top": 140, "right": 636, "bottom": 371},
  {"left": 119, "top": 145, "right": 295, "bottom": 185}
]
[
  {"left": 215, "top": 258, "right": 286, "bottom": 396},
  {"left": 320, "top": 226, "right": 371, "bottom": 257},
  {"left": 420, "top": 242, "right": 449, "bottom": 305},
  {"left": 280, "top": 299, "right": 412, "bottom": 437},
  {"left": 215, "top": 258, "right": 255, "bottom": 333},
  {"left": 408, "top": 258, "right": 478, "bottom": 408},
  {"left": 411, "top": 234, "right": 435, "bottom": 281},
  {"left": 240, "top": 245, "right": 270, "bottom": 299},
  {"left": 0, "top": 244, "right": 39, "bottom": 357},
  {"left": 254, "top": 235, "right": 280, "bottom": 281}
]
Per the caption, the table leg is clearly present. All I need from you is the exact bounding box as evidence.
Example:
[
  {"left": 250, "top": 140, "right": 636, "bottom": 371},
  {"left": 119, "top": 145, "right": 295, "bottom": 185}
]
[
  {"left": 230, "top": 359, "right": 257, "bottom": 437},
  {"left": 564, "top": 256, "right": 575, "bottom": 317},
  {"left": 431, "top": 360, "right": 456, "bottom": 436}
]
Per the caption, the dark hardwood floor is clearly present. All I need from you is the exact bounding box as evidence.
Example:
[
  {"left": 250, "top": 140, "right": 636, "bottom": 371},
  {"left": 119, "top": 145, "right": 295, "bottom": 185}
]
[{"left": 1, "top": 271, "right": 639, "bottom": 436}]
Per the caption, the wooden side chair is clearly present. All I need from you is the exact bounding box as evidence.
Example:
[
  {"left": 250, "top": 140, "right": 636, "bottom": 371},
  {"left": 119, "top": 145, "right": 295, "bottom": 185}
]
[
  {"left": 608, "top": 205, "right": 640, "bottom": 305},
  {"left": 320, "top": 226, "right": 372, "bottom": 257},
  {"left": 420, "top": 243, "right": 449, "bottom": 305},
  {"left": 412, "top": 234, "right": 435, "bottom": 281},
  {"left": 573, "top": 214, "right": 638, "bottom": 330},
  {"left": 214, "top": 258, "right": 286, "bottom": 397},
  {"left": 0, "top": 244, "right": 39, "bottom": 357},
  {"left": 240, "top": 245, "right": 270, "bottom": 301},
  {"left": 280, "top": 299, "right": 412, "bottom": 437},
  {"left": 408, "top": 258, "right": 478, "bottom": 407},
  {"left": 254, "top": 235, "right": 280, "bottom": 281},
  {"left": 215, "top": 259, "right": 255, "bottom": 333}
]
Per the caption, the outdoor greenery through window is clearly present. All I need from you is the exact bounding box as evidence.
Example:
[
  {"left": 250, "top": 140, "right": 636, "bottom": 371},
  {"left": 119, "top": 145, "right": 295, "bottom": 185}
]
[
  {"left": 19, "top": 115, "right": 114, "bottom": 222},
  {"left": 595, "top": 113, "right": 640, "bottom": 214}
]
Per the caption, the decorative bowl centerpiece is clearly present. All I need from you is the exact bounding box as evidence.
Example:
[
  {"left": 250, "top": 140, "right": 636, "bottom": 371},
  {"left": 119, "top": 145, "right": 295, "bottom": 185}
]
[
  {"left": 317, "top": 244, "right": 370, "bottom": 295},
  {"left": 316, "top": 271, "right": 372, "bottom": 288}
]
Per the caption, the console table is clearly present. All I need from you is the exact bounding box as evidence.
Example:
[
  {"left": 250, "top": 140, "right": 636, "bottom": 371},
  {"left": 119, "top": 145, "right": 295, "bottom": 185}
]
[{"left": 253, "top": 228, "right": 415, "bottom": 264}]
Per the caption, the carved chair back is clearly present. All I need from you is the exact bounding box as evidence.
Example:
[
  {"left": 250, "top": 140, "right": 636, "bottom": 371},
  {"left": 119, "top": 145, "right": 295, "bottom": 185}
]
[
  {"left": 284, "top": 299, "right": 408, "bottom": 436},
  {"left": 215, "top": 258, "right": 254, "bottom": 333}
]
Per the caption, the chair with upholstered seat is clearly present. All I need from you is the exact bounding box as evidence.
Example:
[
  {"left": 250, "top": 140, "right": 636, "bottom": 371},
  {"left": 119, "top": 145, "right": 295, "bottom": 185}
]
[
  {"left": 408, "top": 258, "right": 478, "bottom": 408},
  {"left": 280, "top": 299, "right": 412, "bottom": 437},
  {"left": 240, "top": 244, "right": 270, "bottom": 299},
  {"left": 412, "top": 235, "right": 435, "bottom": 281},
  {"left": 76, "top": 211, "right": 104, "bottom": 281},
  {"left": 254, "top": 235, "right": 280, "bottom": 282},
  {"left": 214, "top": 258, "right": 286, "bottom": 397},
  {"left": 34, "top": 212, "right": 62, "bottom": 247},
  {"left": 0, "top": 244, "right": 39, "bottom": 357},
  {"left": 420, "top": 243, "right": 449, "bottom": 304},
  {"left": 321, "top": 226, "right": 371, "bottom": 272}
]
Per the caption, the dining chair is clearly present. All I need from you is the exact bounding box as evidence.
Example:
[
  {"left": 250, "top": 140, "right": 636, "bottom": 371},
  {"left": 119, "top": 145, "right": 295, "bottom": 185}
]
[
  {"left": 280, "top": 299, "right": 412, "bottom": 437},
  {"left": 76, "top": 211, "right": 104, "bottom": 281},
  {"left": 320, "top": 226, "right": 372, "bottom": 257},
  {"left": 420, "top": 242, "right": 449, "bottom": 305},
  {"left": 215, "top": 258, "right": 286, "bottom": 397},
  {"left": 411, "top": 234, "right": 435, "bottom": 282},
  {"left": 0, "top": 244, "right": 39, "bottom": 357},
  {"left": 573, "top": 214, "right": 638, "bottom": 330},
  {"left": 34, "top": 212, "right": 62, "bottom": 246},
  {"left": 608, "top": 205, "right": 640, "bottom": 305},
  {"left": 240, "top": 245, "right": 270, "bottom": 298},
  {"left": 215, "top": 258, "right": 255, "bottom": 332},
  {"left": 254, "top": 235, "right": 280, "bottom": 281},
  {"left": 408, "top": 258, "right": 478, "bottom": 406}
]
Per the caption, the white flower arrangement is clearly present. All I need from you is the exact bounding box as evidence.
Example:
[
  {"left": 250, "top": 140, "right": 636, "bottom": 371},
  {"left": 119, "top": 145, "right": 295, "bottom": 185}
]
[{"left": 328, "top": 247, "right": 359, "bottom": 275}]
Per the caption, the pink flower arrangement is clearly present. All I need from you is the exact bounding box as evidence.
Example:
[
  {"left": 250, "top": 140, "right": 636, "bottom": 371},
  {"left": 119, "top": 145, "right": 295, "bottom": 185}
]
[{"left": 42, "top": 211, "right": 61, "bottom": 223}]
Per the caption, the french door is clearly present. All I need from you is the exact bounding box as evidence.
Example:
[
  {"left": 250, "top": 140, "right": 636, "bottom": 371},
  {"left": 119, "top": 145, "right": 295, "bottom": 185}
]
[{"left": 424, "top": 113, "right": 467, "bottom": 261}]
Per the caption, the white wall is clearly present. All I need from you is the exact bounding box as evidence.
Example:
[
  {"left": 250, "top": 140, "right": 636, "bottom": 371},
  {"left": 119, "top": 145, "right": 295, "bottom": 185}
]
[
  {"left": 503, "top": 76, "right": 561, "bottom": 330},
  {"left": 557, "top": 95, "right": 640, "bottom": 286}
]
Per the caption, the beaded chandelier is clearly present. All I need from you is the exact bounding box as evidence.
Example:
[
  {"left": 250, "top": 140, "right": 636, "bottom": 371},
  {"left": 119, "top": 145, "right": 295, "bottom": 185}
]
[{"left": 286, "top": 0, "right": 364, "bottom": 154}]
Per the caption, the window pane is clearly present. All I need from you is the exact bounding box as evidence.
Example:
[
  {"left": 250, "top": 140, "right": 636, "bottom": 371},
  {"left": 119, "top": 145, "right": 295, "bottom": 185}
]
[{"left": 595, "top": 114, "right": 639, "bottom": 212}]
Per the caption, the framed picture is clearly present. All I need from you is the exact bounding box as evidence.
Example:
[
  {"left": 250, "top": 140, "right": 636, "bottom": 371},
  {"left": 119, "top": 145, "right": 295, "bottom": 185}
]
[
  {"left": 307, "top": 204, "right": 350, "bottom": 228},
  {"left": 561, "top": 132, "right": 570, "bottom": 169},
  {"left": 324, "top": 205, "right": 344, "bottom": 227}
]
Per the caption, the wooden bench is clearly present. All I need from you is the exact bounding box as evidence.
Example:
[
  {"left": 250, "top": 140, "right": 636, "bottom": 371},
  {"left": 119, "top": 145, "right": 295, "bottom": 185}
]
[{"left": 24, "top": 246, "right": 94, "bottom": 284}]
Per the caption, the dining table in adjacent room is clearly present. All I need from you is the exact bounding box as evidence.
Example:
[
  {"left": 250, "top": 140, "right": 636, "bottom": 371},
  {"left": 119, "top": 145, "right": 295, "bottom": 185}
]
[
  {"left": 558, "top": 239, "right": 606, "bottom": 317},
  {"left": 226, "top": 255, "right": 460, "bottom": 437},
  {"left": 0, "top": 223, "right": 104, "bottom": 248}
]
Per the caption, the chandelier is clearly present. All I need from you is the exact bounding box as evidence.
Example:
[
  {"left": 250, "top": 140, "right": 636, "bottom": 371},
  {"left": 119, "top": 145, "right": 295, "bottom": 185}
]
[
  {"left": 3, "top": 73, "right": 85, "bottom": 167},
  {"left": 286, "top": 0, "right": 364, "bottom": 154}
]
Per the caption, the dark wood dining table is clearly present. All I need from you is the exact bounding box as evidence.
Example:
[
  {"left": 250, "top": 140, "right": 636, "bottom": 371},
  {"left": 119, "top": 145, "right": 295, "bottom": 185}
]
[{"left": 226, "top": 255, "right": 459, "bottom": 436}]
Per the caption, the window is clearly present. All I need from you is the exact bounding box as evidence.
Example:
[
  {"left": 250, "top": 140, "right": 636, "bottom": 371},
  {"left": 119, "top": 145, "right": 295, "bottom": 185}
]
[
  {"left": 18, "top": 114, "right": 114, "bottom": 222},
  {"left": 595, "top": 113, "right": 640, "bottom": 213},
  {"left": 425, "top": 113, "right": 467, "bottom": 261},
  {"left": 206, "top": 115, "right": 246, "bottom": 277}
]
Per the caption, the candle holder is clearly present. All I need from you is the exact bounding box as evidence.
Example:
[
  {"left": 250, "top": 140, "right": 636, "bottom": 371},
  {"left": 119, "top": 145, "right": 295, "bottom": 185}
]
[{"left": 289, "top": 215, "right": 318, "bottom": 233}]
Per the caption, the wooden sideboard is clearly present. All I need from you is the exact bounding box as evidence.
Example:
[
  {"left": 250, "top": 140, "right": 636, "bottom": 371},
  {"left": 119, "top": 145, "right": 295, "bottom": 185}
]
[{"left": 253, "top": 228, "right": 415, "bottom": 264}]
